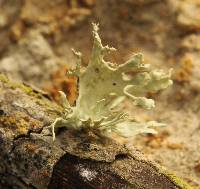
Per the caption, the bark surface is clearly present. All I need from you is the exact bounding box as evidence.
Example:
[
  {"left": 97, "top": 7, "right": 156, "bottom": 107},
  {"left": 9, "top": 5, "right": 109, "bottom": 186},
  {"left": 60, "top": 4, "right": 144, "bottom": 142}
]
[{"left": 0, "top": 74, "right": 193, "bottom": 189}]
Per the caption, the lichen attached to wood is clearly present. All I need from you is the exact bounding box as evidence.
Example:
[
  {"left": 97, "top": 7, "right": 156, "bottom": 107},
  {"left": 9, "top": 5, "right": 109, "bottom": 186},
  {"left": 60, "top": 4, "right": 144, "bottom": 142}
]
[{"left": 51, "top": 23, "right": 173, "bottom": 141}]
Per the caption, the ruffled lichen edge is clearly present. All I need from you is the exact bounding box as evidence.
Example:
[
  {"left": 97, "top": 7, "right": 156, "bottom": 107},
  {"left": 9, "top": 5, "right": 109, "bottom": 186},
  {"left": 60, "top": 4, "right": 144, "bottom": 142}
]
[{"left": 50, "top": 23, "right": 173, "bottom": 142}]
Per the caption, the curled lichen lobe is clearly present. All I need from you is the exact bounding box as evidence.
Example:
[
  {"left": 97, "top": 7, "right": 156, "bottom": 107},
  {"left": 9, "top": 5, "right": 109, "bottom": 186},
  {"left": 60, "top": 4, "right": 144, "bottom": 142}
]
[{"left": 51, "top": 23, "right": 172, "bottom": 141}]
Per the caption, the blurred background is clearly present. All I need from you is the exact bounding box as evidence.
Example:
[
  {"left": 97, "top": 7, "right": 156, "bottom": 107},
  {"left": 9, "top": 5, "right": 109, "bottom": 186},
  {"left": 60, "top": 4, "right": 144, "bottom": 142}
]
[{"left": 0, "top": 0, "right": 200, "bottom": 188}]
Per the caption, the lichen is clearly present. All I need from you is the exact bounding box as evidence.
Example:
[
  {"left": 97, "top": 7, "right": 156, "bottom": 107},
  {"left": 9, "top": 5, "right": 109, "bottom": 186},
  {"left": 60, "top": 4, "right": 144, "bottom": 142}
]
[
  {"left": 0, "top": 74, "right": 62, "bottom": 112},
  {"left": 158, "top": 166, "right": 195, "bottom": 189},
  {"left": 125, "top": 148, "right": 194, "bottom": 189},
  {"left": 0, "top": 74, "right": 41, "bottom": 98},
  {"left": 51, "top": 23, "right": 173, "bottom": 141},
  {"left": 0, "top": 112, "right": 42, "bottom": 137}
]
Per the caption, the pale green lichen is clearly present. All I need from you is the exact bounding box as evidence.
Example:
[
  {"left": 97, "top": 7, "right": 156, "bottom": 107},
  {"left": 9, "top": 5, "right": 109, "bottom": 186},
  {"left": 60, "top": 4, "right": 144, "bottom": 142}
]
[{"left": 51, "top": 23, "right": 173, "bottom": 141}]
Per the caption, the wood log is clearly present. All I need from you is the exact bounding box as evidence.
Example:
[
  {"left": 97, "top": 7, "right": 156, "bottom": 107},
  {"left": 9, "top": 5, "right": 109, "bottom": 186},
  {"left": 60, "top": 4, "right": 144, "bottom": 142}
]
[{"left": 0, "top": 74, "right": 193, "bottom": 189}]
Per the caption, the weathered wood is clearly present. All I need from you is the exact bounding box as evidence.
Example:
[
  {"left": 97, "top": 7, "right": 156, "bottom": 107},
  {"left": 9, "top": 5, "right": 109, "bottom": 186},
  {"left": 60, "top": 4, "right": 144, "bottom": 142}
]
[{"left": 0, "top": 74, "right": 193, "bottom": 189}]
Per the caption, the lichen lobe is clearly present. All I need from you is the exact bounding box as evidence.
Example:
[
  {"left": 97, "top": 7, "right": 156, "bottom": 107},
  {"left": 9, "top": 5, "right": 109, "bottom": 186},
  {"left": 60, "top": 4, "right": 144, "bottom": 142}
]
[{"left": 51, "top": 23, "right": 173, "bottom": 141}]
